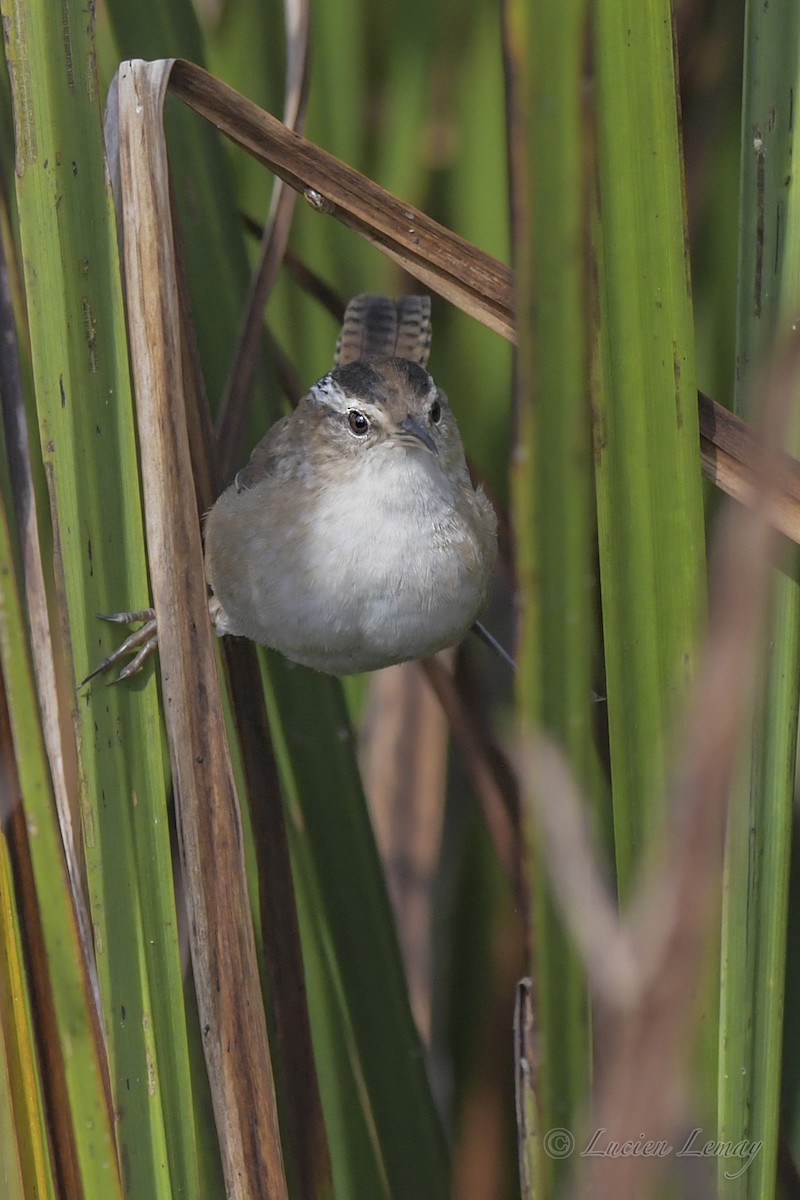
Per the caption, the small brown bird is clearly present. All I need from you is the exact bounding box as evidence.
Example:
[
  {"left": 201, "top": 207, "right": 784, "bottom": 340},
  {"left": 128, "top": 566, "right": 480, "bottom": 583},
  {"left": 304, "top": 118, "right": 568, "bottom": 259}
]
[
  {"left": 87, "top": 295, "right": 498, "bottom": 680},
  {"left": 205, "top": 294, "right": 497, "bottom": 673}
]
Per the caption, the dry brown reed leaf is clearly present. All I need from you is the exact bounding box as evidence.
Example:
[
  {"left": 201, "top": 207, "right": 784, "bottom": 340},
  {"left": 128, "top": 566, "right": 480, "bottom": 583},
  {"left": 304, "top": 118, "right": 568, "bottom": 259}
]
[
  {"left": 517, "top": 337, "right": 800, "bottom": 1200},
  {"left": 360, "top": 660, "right": 450, "bottom": 1043},
  {"left": 172, "top": 139, "right": 333, "bottom": 1200},
  {"left": 421, "top": 655, "right": 523, "bottom": 908},
  {"left": 167, "top": 59, "right": 514, "bottom": 340},
  {"left": 698, "top": 390, "right": 800, "bottom": 543},
  {"left": 113, "top": 59, "right": 288, "bottom": 1200},
  {"left": 164, "top": 57, "right": 800, "bottom": 546},
  {"left": 517, "top": 740, "right": 643, "bottom": 1008}
]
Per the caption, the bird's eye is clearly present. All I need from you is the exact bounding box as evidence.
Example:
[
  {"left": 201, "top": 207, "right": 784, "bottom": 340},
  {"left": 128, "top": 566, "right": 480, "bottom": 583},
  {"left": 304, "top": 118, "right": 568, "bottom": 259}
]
[
  {"left": 430, "top": 399, "right": 442, "bottom": 424},
  {"left": 348, "top": 410, "right": 370, "bottom": 436}
]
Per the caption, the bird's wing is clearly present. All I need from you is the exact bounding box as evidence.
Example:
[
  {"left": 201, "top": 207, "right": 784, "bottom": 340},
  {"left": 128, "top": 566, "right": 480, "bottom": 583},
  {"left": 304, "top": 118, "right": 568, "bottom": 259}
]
[
  {"left": 232, "top": 414, "right": 296, "bottom": 492},
  {"left": 334, "top": 294, "right": 432, "bottom": 367}
]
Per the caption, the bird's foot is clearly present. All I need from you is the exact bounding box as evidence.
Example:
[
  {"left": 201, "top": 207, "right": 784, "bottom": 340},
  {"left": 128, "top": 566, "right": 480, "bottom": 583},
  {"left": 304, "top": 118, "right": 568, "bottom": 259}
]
[{"left": 80, "top": 609, "right": 158, "bottom": 686}]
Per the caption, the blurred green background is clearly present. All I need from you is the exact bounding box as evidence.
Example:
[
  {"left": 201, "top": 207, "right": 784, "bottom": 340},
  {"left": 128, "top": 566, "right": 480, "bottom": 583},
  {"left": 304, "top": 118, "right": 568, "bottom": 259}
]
[{"left": 7, "top": 2, "right": 797, "bottom": 1199}]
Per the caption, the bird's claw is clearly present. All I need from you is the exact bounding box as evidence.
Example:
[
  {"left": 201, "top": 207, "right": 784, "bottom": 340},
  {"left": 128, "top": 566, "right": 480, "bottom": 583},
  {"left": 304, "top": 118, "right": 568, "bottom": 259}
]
[{"left": 80, "top": 609, "right": 159, "bottom": 686}]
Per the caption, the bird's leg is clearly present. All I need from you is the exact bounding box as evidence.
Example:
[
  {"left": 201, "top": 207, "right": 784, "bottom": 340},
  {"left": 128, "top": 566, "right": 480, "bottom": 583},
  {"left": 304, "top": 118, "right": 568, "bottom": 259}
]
[
  {"left": 80, "top": 610, "right": 159, "bottom": 686},
  {"left": 81, "top": 595, "right": 233, "bottom": 686},
  {"left": 472, "top": 620, "right": 516, "bottom": 672},
  {"left": 470, "top": 622, "right": 606, "bottom": 702}
]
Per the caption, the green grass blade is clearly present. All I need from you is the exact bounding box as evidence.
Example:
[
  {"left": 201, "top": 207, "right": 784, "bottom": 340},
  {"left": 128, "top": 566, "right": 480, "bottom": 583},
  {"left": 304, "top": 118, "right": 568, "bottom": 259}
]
[
  {"left": 718, "top": 3, "right": 800, "bottom": 1195},
  {"left": 0, "top": 484, "right": 121, "bottom": 1196},
  {"left": 510, "top": 0, "right": 594, "bottom": 1189},
  {"left": 593, "top": 0, "right": 707, "bottom": 898},
  {"left": 261, "top": 657, "right": 452, "bottom": 1200},
  {"left": 0, "top": 831, "right": 56, "bottom": 1200},
  {"left": 102, "top": 0, "right": 254, "bottom": 413},
  {"left": 2, "top": 3, "right": 202, "bottom": 1196},
  {"left": 434, "top": 1, "right": 511, "bottom": 502},
  {"left": 289, "top": 836, "right": 393, "bottom": 1200}
]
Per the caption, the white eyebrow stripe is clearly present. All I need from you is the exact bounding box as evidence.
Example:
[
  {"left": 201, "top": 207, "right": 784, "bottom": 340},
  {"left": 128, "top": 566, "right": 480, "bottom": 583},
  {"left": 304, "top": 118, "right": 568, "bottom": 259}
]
[{"left": 309, "top": 378, "right": 383, "bottom": 419}]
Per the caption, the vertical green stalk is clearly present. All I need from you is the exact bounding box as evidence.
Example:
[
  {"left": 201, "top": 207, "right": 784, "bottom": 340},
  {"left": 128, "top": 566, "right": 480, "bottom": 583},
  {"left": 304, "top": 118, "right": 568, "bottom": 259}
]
[
  {"left": 0, "top": 830, "right": 56, "bottom": 1200},
  {"left": 0, "top": 488, "right": 120, "bottom": 1196},
  {"left": 593, "top": 0, "right": 706, "bottom": 897},
  {"left": 2, "top": 2, "right": 200, "bottom": 1196},
  {"left": 512, "top": 0, "right": 593, "bottom": 1191},
  {"left": 718, "top": 4, "right": 800, "bottom": 1196}
]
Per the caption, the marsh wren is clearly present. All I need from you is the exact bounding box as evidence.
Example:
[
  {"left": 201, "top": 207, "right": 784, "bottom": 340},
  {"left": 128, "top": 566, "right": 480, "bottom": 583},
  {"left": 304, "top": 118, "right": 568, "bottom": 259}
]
[
  {"left": 86, "top": 295, "right": 497, "bottom": 681},
  {"left": 205, "top": 294, "right": 497, "bottom": 674}
]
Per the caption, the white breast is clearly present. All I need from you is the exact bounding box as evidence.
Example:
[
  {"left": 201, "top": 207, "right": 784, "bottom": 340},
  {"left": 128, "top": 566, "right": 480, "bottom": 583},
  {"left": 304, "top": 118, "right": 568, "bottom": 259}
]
[
  {"left": 294, "top": 452, "right": 488, "bottom": 669},
  {"left": 208, "top": 444, "right": 494, "bottom": 674}
]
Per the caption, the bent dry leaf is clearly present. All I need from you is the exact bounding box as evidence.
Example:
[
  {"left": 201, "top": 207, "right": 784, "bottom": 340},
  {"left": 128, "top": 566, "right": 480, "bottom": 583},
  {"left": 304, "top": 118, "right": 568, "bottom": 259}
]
[
  {"left": 113, "top": 59, "right": 288, "bottom": 1200},
  {"left": 168, "top": 59, "right": 514, "bottom": 339},
  {"left": 113, "top": 55, "right": 454, "bottom": 1200}
]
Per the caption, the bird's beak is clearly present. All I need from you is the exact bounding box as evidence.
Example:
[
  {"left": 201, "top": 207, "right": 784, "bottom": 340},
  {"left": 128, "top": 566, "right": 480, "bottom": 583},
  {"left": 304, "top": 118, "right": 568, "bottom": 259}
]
[{"left": 396, "top": 415, "right": 438, "bottom": 456}]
